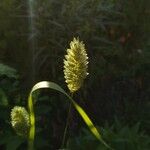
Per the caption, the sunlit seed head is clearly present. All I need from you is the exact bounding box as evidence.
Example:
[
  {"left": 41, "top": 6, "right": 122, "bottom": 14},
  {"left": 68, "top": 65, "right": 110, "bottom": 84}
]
[
  {"left": 11, "top": 106, "right": 30, "bottom": 137},
  {"left": 63, "top": 37, "right": 89, "bottom": 93}
]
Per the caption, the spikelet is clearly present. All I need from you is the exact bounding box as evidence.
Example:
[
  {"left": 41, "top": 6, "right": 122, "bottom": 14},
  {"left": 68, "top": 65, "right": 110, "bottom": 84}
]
[
  {"left": 11, "top": 106, "right": 30, "bottom": 137},
  {"left": 64, "top": 37, "right": 89, "bottom": 93}
]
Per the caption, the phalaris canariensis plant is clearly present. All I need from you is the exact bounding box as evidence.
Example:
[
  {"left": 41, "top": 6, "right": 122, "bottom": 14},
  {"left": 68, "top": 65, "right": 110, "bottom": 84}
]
[
  {"left": 11, "top": 106, "right": 30, "bottom": 137},
  {"left": 10, "top": 37, "right": 111, "bottom": 150},
  {"left": 64, "top": 37, "right": 89, "bottom": 93}
]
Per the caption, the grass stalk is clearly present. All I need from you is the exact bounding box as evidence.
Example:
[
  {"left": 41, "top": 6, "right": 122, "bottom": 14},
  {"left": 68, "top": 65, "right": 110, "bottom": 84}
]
[{"left": 61, "top": 93, "right": 73, "bottom": 148}]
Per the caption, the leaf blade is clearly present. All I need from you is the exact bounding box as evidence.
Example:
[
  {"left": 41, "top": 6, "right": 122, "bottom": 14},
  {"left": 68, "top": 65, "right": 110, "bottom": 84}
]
[{"left": 28, "top": 81, "right": 111, "bottom": 149}]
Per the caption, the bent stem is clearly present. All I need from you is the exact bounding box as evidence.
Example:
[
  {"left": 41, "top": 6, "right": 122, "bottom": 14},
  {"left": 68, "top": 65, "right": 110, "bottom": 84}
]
[{"left": 28, "top": 94, "right": 35, "bottom": 150}]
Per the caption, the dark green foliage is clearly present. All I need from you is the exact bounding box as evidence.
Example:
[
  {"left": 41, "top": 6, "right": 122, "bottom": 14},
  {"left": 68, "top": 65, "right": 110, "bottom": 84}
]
[
  {"left": 0, "top": 64, "right": 26, "bottom": 149},
  {"left": 0, "top": 0, "right": 149, "bottom": 149},
  {"left": 0, "top": 63, "right": 18, "bottom": 79},
  {"left": 67, "top": 121, "right": 150, "bottom": 150}
]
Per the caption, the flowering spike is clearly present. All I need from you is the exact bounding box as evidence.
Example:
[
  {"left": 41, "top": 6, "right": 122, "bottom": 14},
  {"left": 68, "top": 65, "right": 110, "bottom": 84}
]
[
  {"left": 63, "top": 37, "right": 89, "bottom": 93},
  {"left": 11, "top": 106, "right": 30, "bottom": 137}
]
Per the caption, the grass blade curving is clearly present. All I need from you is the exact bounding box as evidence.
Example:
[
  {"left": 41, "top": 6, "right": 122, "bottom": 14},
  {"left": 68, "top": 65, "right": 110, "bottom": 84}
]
[{"left": 28, "top": 81, "right": 111, "bottom": 149}]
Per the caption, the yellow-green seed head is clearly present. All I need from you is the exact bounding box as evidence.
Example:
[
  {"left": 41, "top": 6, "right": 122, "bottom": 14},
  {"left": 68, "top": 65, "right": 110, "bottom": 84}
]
[
  {"left": 64, "top": 37, "right": 89, "bottom": 93},
  {"left": 11, "top": 106, "right": 30, "bottom": 137}
]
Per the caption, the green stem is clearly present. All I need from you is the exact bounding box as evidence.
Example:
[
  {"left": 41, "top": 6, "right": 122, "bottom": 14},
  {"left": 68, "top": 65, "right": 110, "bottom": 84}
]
[
  {"left": 28, "top": 140, "right": 34, "bottom": 150},
  {"left": 61, "top": 93, "right": 73, "bottom": 148},
  {"left": 28, "top": 94, "right": 35, "bottom": 150}
]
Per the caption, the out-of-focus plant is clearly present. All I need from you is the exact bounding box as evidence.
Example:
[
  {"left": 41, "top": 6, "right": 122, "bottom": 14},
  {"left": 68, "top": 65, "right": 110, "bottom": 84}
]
[
  {"left": 0, "top": 63, "right": 18, "bottom": 79},
  {"left": 67, "top": 120, "right": 150, "bottom": 150},
  {"left": 0, "top": 64, "right": 26, "bottom": 150}
]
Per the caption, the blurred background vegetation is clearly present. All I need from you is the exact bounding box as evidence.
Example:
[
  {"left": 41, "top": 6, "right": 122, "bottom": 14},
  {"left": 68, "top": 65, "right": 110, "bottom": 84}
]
[{"left": 0, "top": 0, "right": 150, "bottom": 149}]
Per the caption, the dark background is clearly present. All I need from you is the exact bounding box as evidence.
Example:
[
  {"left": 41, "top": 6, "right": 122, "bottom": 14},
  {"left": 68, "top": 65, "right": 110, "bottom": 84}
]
[{"left": 0, "top": 0, "right": 150, "bottom": 149}]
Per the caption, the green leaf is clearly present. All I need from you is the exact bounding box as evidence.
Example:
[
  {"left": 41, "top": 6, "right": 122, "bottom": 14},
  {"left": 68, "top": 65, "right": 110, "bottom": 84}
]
[
  {"left": 0, "top": 89, "right": 8, "bottom": 106},
  {"left": 0, "top": 63, "right": 18, "bottom": 79},
  {"left": 28, "top": 81, "right": 111, "bottom": 150},
  {"left": 6, "top": 136, "right": 25, "bottom": 150}
]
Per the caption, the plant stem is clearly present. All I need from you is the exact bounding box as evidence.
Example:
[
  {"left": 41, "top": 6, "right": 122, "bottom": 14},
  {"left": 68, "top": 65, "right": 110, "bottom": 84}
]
[
  {"left": 28, "top": 140, "right": 34, "bottom": 150},
  {"left": 61, "top": 93, "right": 73, "bottom": 148},
  {"left": 28, "top": 93, "right": 35, "bottom": 150}
]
